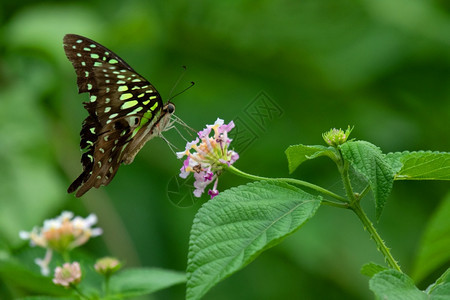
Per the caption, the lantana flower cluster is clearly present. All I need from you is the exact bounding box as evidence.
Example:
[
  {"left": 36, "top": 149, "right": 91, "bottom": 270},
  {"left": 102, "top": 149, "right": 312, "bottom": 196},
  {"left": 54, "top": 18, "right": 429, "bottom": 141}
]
[
  {"left": 53, "top": 262, "right": 82, "bottom": 287},
  {"left": 19, "top": 211, "right": 102, "bottom": 275},
  {"left": 322, "top": 126, "right": 353, "bottom": 147},
  {"left": 177, "top": 118, "right": 239, "bottom": 198}
]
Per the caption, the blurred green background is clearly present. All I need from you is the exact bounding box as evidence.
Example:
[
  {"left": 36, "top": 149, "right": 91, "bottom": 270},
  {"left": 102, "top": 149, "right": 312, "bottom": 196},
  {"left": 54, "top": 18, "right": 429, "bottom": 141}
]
[{"left": 1, "top": 0, "right": 449, "bottom": 299}]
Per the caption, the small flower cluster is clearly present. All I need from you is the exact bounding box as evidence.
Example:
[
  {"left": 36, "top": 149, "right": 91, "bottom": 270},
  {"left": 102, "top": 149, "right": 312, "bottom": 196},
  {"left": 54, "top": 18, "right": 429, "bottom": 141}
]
[
  {"left": 53, "top": 262, "right": 82, "bottom": 287},
  {"left": 322, "top": 126, "right": 353, "bottom": 147},
  {"left": 19, "top": 211, "right": 102, "bottom": 275},
  {"left": 51, "top": 257, "right": 121, "bottom": 289},
  {"left": 177, "top": 118, "right": 239, "bottom": 198}
]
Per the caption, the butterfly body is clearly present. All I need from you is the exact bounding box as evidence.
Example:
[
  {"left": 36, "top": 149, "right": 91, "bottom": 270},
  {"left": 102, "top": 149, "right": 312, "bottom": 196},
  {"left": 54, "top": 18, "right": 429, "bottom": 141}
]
[{"left": 64, "top": 34, "right": 174, "bottom": 197}]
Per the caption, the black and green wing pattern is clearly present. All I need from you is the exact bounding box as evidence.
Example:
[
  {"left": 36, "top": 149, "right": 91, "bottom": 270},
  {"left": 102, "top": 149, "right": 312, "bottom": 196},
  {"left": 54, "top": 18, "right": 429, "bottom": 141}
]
[{"left": 64, "top": 34, "right": 175, "bottom": 197}]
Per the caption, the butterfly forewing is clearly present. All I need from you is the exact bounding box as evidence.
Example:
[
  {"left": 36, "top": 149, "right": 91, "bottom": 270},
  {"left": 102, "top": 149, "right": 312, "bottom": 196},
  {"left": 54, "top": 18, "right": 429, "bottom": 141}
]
[{"left": 64, "top": 34, "right": 169, "bottom": 197}]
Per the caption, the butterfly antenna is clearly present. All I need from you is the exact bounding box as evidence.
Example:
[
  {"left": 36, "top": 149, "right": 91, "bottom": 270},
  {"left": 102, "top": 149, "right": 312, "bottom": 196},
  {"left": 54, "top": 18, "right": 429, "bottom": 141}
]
[
  {"left": 168, "top": 81, "right": 195, "bottom": 102},
  {"left": 168, "top": 65, "right": 187, "bottom": 100}
]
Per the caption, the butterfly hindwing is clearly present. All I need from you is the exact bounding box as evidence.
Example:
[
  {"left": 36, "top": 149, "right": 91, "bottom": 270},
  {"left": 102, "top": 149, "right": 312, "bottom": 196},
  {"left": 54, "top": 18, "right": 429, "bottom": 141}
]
[{"left": 64, "top": 34, "right": 168, "bottom": 197}]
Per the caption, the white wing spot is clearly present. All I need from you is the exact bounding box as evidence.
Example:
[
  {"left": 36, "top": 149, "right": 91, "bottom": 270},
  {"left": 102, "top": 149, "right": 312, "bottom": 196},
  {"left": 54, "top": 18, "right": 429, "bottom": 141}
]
[
  {"left": 77, "top": 53, "right": 82, "bottom": 57},
  {"left": 104, "top": 107, "right": 111, "bottom": 113},
  {"left": 81, "top": 61, "right": 86, "bottom": 66},
  {"left": 90, "top": 53, "right": 100, "bottom": 59},
  {"left": 109, "top": 59, "right": 118, "bottom": 64},
  {"left": 76, "top": 39, "right": 83, "bottom": 43},
  {"left": 90, "top": 95, "right": 97, "bottom": 102},
  {"left": 105, "top": 98, "right": 111, "bottom": 104},
  {"left": 109, "top": 113, "right": 119, "bottom": 119},
  {"left": 94, "top": 62, "right": 102, "bottom": 67},
  {"left": 87, "top": 83, "right": 92, "bottom": 90},
  {"left": 104, "top": 135, "right": 109, "bottom": 141},
  {"left": 84, "top": 71, "right": 89, "bottom": 77},
  {"left": 117, "top": 80, "right": 126, "bottom": 84},
  {"left": 117, "top": 75, "right": 125, "bottom": 79},
  {"left": 118, "top": 86, "right": 128, "bottom": 92},
  {"left": 132, "top": 78, "right": 141, "bottom": 82},
  {"left": 83, "top": 47, "right": 91, "bottom": 51},
  {"left": 99, "top": 148, "right": 105, "bottom": 154}
]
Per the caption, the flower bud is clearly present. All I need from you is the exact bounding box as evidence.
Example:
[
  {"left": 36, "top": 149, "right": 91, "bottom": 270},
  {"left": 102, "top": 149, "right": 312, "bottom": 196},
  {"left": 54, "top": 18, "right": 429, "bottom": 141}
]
[
  {"left": 94, "top": 257, "right": 121, "bottom": 276},
  {"left": 322, "top": 126, "right": 353, "bottom": 147}
]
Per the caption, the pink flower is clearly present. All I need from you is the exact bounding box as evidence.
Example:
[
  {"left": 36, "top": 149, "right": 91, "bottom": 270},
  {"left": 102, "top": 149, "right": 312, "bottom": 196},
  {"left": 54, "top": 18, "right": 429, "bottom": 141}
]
[
  {"left": 20, "top": 211, "right": 102, "bottom": 275},
  {"left": 52, "top": 262, "right": 82, "bottom": 287},
  {"left": 177, "top": 118, "right": 239, "bottom": 198}
]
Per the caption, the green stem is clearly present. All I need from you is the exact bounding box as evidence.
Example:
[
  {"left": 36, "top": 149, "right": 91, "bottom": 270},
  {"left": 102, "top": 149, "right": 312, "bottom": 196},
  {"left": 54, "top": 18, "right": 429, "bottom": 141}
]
[
  {"left": 62, "top": 251, "right": 71, "bottom": 262},
  {"left": 339, "top": 160, "right": 357, "bottom": 204},
  {"left": 337, "top": 151, "right": 402, "bottom": 272},
  {"left": 71, "top": 285, "right": 88, "bottom": 300},
  {"left": 104, "top": 275, "right": 110, "bottom": 296},
  {"left": 226, "top": 165, "right": 348, "bottom": 203},
  {"left": 357, "top": 185, "right": 371, "bottom": 201},
  {"left": 351, "top": 203, "right": 402, "bottom": 272}
]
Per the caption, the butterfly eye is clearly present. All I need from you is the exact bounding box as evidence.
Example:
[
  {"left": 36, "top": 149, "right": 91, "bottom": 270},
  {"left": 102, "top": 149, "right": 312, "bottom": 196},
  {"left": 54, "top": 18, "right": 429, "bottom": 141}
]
[{"left": 167, "top": 103, "right": 175, "bottom": 114}]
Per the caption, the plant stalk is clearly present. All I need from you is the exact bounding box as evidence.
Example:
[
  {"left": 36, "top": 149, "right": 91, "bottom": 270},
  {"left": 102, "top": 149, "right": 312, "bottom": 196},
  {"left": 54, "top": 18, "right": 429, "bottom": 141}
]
[
  {"left": 351, "top": 203, "right": 402, "bottom": 272},
  {"left": 226, "top": 165, "right": 348, "bottom": 203}
]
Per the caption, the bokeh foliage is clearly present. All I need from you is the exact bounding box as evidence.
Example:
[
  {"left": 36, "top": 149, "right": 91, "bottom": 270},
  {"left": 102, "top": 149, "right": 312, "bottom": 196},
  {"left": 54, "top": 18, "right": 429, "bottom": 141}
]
[{"left": 0, "top": 0, "right": 449, "bottom": 299}]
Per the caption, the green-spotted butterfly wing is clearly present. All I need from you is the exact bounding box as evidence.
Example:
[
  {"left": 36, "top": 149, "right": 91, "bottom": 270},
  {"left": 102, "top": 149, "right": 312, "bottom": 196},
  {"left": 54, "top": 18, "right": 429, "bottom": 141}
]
[{"left": 64, "top": 34, "right": 175, "bottom": 197}]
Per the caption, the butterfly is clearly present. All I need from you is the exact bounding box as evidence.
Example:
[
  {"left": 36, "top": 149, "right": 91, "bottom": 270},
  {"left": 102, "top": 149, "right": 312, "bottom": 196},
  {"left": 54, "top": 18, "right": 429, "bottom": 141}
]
[{"left": 64, "top": 34, "right": 175, "bottom": 197}]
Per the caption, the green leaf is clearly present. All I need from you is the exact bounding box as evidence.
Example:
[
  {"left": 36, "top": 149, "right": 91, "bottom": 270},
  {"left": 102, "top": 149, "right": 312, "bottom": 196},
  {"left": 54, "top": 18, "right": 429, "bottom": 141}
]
[
  {"left": 426, "top": 268, "right": 450, "bottom": 295},
  {"left": 341, "top": 141, "right": 395, "bottom": 219},
  {"left": 0, "top": 257, "right": 68, "bottom": 297},
  {"left": 109, "top": 268, "right": 186, "bottom": 298},
  {"left": 369, "top": 269, "right": 426, "bottom": 300},
  {"left": 385, "top": 151, "right": 450, "bottom": 180},
  {"left": 360, "top": 262, "right": 388, "bottom": 278},
  {"left": 187, "top": 181, "right": 322, "bottom": 300},
  {"left": 285, "top": 144, "right": 337, "bottom": 174},
  {"left": 412, "top": 193, "right": 450, "bottom": 282}
]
